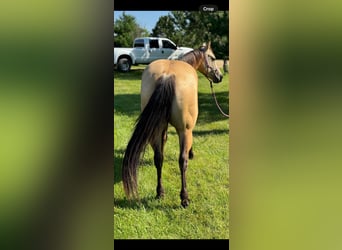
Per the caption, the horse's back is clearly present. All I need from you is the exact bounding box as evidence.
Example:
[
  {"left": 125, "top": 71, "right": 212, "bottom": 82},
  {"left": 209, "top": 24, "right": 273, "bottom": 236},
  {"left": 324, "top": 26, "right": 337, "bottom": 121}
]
[
  {"left": 142, "top": 59, "right": 197, "bottom": 86},
  {"left": 142, "top": 59, "right": 197, "bottom": 95},
  {"left": 145, "top": 59, "right": 196, "bottom": 76}
]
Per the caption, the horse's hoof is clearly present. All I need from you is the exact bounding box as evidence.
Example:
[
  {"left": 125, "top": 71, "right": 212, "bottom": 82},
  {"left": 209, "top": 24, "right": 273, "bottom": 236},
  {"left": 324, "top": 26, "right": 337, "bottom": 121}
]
[
  {"left": 156, "top": 187, "right": 165, "bottom": 199},
  {"left": 156, "top": 194, "right": 164, "bottom": 199},
  {"left": 181, "top": 199, "right": 190, "bottom": 208},
  {"left": 155, "top": 192, "right": 164, "bottom": 199}
]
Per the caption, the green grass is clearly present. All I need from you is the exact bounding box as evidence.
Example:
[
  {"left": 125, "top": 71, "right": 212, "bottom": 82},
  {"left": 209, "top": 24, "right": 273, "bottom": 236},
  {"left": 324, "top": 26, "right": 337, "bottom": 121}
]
[{"left": 114, "top": 65, "right": 229, "bottom": 239}]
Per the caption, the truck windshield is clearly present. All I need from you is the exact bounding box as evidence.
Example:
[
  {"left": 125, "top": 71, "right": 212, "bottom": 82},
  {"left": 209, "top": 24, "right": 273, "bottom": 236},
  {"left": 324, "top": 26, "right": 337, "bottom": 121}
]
[{"left": 162, "top": 40, "right": 177, "bottom": 50}]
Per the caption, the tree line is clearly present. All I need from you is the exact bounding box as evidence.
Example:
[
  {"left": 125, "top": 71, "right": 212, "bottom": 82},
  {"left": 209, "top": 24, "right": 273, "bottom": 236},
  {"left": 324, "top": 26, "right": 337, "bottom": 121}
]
[{"left": 114, "top": 11, "right": 228, "bottom": 59}]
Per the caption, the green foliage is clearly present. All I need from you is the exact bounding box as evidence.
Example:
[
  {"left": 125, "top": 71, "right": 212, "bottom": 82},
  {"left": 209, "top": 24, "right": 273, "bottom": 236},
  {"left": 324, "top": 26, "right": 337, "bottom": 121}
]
[
  {"left": 151, "top": 11, "right": 229, "bottom": 59},
  {"left": 114, "top": 12, "right": 149, "bottom": 47},
  {"left": 114, "top": 65, "right": 229, "bottom": 239},
  {"left": 151, "top": 15, "right": 176, "bottom": 39}
]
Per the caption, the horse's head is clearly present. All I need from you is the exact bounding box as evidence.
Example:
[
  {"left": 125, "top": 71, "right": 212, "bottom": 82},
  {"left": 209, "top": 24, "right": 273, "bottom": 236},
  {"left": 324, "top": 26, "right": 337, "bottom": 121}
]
[{"left": 198, "top": 42, "right": 223, "bottom": 83}]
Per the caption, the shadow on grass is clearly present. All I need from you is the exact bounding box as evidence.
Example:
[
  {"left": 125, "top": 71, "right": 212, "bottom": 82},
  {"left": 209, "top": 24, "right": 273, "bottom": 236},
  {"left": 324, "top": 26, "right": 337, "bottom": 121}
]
[
  {"left": 114, "top": 196, "right": 182, "bottom": 210},
  {"left": 167, "top": 129, "right": 229, "bottom": 137},
  {"left": 114, "top": 93, "right": 140, "bottom": 117},
  {"left": 197, "top": 91, "right": 229, "bottom": 125},
  {"left": 193, "top": 129, "right": 229, "bottom": 136},
  {"left": 114, "top": 68, "right": 145, "bottom": 80}
]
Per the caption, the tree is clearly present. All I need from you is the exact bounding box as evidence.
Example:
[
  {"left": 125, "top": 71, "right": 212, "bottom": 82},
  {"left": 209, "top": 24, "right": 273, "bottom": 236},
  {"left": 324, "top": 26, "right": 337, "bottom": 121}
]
[
  {"left": 151, "top": 11, "right": 229, "bottom": 59},
  {"left": 114, "top": 12, "right": 149, "bottom": 47},
  {"left": 151, "top": 15, "right": 176, "bottom": 39}
]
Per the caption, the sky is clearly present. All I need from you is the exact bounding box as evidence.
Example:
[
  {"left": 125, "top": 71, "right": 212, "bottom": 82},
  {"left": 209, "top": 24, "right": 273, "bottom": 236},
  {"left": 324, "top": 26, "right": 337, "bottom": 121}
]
[{"left": 114, "top": 11, "right": 170, "bottom": 33}]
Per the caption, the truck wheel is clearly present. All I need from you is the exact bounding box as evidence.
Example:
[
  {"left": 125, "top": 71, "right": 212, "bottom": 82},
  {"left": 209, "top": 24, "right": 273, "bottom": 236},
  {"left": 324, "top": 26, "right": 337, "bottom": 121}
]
[{"left": 117, "top": 58, "right": 131, "bottom": 72}]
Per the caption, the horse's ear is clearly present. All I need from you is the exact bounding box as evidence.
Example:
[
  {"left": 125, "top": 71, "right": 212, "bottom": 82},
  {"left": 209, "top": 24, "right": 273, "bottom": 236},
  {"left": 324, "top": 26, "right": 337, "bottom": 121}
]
[
  {"left": 199, "top": 42, "right": 207, "bottom": 51},
  {"left": 207, "top": 41, "right": 211, "bottom": 48}
]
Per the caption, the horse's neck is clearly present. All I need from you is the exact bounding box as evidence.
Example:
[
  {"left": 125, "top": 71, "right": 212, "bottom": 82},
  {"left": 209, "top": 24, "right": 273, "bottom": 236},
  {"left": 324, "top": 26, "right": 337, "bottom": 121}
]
[
  {"left": 191, "top": 60, "right": 202, "bottom": 70},
  {"left": 181, "top": 53, "right": 204, "bottom": 70}
]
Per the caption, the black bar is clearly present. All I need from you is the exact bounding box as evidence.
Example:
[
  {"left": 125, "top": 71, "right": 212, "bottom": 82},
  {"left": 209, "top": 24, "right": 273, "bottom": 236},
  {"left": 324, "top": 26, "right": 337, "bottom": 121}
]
[
  {"left": 114, "top": 0, "right": 229, "bottom": 11},
  {"left": 114, "top": 239, "right": 229, "bottom": 249}
]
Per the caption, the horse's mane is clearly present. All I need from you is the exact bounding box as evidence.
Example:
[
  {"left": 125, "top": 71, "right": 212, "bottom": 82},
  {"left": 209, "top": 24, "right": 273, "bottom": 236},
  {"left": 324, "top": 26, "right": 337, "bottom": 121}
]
[{"left": 179, "top": 49, "right": 204, "bottom": 66}]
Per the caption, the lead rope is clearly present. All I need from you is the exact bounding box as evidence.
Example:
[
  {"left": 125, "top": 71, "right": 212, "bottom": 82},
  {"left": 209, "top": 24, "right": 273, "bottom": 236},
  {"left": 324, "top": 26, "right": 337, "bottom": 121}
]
[
  {"left": 209, "top": 80, "right": 230, "bottom": 118},
  {"left": 201, "top": 49, "right": 229, "bottom": 118}
]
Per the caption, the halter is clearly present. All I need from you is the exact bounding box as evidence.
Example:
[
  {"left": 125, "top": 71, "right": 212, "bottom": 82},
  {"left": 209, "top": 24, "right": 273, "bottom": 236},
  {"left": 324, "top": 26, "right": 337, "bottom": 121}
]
[
  {"left": 200, "top": 49, "right": 230, "bottom": 118},
  {"left": 200, "top": 47, "right": 216, "bottom": 74},
  {"left": 204, "top": 53, "right": 215, "bottom": 73}
]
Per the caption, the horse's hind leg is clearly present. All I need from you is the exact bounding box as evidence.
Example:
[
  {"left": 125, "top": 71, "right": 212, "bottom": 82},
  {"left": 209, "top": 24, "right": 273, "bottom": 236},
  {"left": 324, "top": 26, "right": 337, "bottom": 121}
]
[
  {"left": 151, "top": 127, "right": 168, "bottom": 199},
  {"left": 189, "top": 147, "right": 194, "bottom": 159},
  {"left": 178, "top": 129, "right": 193, "bottom": 208}
]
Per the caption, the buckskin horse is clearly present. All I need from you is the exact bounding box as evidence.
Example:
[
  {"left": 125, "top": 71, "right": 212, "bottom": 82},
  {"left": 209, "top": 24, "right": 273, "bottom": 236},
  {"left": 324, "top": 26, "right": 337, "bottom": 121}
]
[{"left": 122, "top": 42, "right": 223, "bottom": 207}]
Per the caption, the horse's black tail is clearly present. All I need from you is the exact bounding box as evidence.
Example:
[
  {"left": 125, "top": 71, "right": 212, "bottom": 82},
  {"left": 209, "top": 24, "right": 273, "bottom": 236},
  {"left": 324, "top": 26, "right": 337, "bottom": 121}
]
[{"left": 122, "top": 75, "right": 175, "bottom": 199}]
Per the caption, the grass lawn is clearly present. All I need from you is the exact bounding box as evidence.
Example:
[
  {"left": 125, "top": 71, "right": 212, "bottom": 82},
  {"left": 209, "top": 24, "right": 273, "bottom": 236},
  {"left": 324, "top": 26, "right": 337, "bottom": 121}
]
[{"left": 114, "top": 65, "right": 229, "bottom": 239}]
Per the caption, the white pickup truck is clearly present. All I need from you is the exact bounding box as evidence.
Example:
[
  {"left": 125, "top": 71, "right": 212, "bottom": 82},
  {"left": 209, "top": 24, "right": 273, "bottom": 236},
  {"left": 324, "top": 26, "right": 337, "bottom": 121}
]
[{"left": 114, "top": 37, "right": 193, "bottom": 72}]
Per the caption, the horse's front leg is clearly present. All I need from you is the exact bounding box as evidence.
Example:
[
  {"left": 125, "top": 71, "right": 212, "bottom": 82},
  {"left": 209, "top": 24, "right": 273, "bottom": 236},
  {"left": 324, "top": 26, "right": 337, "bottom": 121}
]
[{"left": 178, "top": 130, "right": 193, "bottom": 208}]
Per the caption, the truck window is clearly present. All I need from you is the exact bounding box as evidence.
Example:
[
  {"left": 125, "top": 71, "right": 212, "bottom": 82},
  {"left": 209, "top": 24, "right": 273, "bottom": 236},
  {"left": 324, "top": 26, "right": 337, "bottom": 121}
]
[
  {"left": 149, "top": 39, "right": 159, "bottom": 49},
  {"left": 134, "top": 39, "right": 144, "bottom": 48},
  {"left": 162, "top": 40, "right": 177, "bottom": 50}
]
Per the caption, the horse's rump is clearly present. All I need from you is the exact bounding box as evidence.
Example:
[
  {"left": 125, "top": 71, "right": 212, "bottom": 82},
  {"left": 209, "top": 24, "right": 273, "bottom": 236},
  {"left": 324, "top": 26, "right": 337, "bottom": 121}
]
[{"left": 141, "top": 59, "right": 199, "bottom": 131}]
